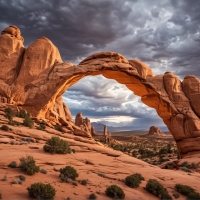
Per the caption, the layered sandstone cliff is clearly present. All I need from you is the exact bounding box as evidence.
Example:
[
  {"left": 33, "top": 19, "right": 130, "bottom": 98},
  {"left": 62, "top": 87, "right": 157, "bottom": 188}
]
[{"left": 0, "top": 25, "right": 200, "bottom": 157}]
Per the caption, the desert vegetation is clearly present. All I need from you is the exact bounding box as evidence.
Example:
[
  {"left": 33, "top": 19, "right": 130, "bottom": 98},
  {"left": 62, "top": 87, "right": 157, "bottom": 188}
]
[
  {"left": 43, "top": 136, "right": 71, "bottom": 154},
  {"left": 105, "top": 185, "right": 125, "bottom": 199},
  {"left": 145, "top": 179, "right": 172, "bottom": 199},
  {"left": 104, "top": 134, "right": 180, "bottom": 166},
  {"left": 19, "top": 155, "right": 40, "bottom": 175},
  {"left": 27, "top": 182, "right": 56, "bottom": 200}
]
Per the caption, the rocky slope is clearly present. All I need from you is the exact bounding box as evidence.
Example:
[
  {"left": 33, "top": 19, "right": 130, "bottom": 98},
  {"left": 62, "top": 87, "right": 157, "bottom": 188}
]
[
  {"left": 0, "top": 25, "right": 200, "bottom": 157},
  {"left": 0, "top": 111, "right": 200, "bottom": 200}
]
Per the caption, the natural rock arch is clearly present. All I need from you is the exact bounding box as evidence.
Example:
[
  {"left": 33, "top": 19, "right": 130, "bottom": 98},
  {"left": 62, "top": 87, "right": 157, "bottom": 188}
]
[{"left": 0, "top": 25, "right": 200, "bottom": 157}]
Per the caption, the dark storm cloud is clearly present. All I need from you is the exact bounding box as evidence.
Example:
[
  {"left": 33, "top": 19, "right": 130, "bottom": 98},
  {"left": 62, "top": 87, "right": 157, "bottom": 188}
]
[{"left": 0, "top": 0, "right": 134, "bottom": 62}]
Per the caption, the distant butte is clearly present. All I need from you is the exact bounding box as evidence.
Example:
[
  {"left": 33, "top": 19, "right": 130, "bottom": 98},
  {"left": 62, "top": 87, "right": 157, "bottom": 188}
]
[{"left": 0, "top": 25, "right": 200, "bottom": 157}]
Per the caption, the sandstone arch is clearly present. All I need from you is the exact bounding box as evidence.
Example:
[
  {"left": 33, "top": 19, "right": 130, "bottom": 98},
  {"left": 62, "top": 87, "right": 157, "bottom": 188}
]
[{"left": 0, "top": 26, "right": 200, "bottom": 157}]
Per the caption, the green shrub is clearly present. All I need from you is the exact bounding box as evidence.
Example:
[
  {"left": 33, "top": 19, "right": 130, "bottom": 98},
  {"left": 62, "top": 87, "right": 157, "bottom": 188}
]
[
  {"left": 145, "top": 179, "right": 172, "bottom": 199},
  {"left": 40, "top": 169, "right": 47, "bottom": 174},
  {"left": 175, "top": 184, "right": 200, "bottom": 199},
  {"left": 125, "top": 173, "right": 144, "bottom": 188},
  {"left": 37, "top": 121, "right": 46, "bottom": 130},
  {"left": 55, "top": 124, "right": 63, "bottom": 132},
  {"left": 59, "top": 166, "right": 79, "bottom": 181},
  {"left": 105, "top": 185, "right": 125, "bottom": 199},
  {"left": 8, "top": 161, "right": 17, "bottom": 168},
  {"left": 8, "top": 120, "right": 20, "bottom": 126},
  {"left": 181, "top": 161, "right": 188, "bottom": 167},
  {"left": 191, "top": 162, "right": 197, "bottom": 169},
  {"left": 19, "top": 155, "right": 39, "bottom": 175},
  {"left": 180, "top": 166, "right": 192, "bottom": 173},
  {"left": 89, "top": 193, "right": 97, "bottom": 200},
  {"left": 5, "top": 107, "right": 15, "bottom": 121},
  {"left": 81, "top": 179, "right": 88, "bottom": 185},
  {"left": 23, "top": 116, "right": 34, "bottom": 128},
  {"left": 27, "top": 182, "right": 56, "bottom": 200},
  {"left": 1, "top": 125, "right": 9, "bottom": 131},
  {"left": 12, "top": 179, "right": 23, "bottom": 184},
  {"left": 17, "top": 109, "right": 30, "bottom": 118},
  {"left": 19, "top": 175, "right": 26, "bottom": 181},
  {"left": 43, "top": 136, "right": 71, "bottom": 154},
  {"left": 187, "top": 192, "right": 200, "bottom": 200}
]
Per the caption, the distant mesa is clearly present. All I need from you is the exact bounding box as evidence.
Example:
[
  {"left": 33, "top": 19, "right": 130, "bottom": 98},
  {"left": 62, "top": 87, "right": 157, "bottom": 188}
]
[
  {"left": 0, "top": 25, "right": 200, "bottom": 157},
  {"left": 145, "top": 126, "right": 166, "bottom": 137}
]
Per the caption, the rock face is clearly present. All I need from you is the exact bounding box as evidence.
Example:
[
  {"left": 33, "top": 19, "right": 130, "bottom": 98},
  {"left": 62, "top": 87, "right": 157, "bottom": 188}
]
[
  {"left": 146, "top": 126, "right": 166, "bottom": 137},
  {"left": 75, "top": 112, "right": 92, "bottom": 136},
  {"left": 0, "top": 25, "right": 200, "bottom": 156}
]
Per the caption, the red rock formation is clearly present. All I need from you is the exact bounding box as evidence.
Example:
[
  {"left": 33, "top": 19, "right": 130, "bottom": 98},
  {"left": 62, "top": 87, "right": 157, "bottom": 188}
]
[
  {"left": 146, "top": 126, "right": 166, "bottom": 137},
  {"left": 0, "top": 25, "right": 200, "bottom": 156},
  {"left": 75, "top": 112, "right": 93, "bottom": 136}
]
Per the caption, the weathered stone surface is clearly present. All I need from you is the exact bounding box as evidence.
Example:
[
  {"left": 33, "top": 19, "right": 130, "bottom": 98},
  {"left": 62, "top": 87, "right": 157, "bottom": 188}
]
[
  {"left": 0, "top": 25, "right": 200, "bottom": 156},
  {"left": 146, "top": 126, "right": 166, "bottom": 137},
  {"left": 75, "top": 112, "right": 92, "bottom": 136},
  {"left": 0, "top": 26, "right": 24, "bottom": 83}
]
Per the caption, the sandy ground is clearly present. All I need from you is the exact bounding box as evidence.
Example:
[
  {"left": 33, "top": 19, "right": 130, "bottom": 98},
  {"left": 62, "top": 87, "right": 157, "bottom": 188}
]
[{"left": 0, "top": 124, "right": 200, "bottom": 199}]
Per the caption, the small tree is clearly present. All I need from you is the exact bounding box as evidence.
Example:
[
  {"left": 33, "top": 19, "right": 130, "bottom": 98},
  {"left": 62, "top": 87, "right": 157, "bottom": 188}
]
[
  {"left": 105, "top": 185, "right": 125, "bottom": 199},
  {"left": 43, "top": 136, "right": 71, "bottom": 154},
  {"left": 125, "top": 173, "right": 144, "bottom": 188},
  {"left": 27, "top": 182, "right": 56, "bottom": 200},
  {"left": 59, "top": 166, "right": 78, "bottom": 181},
  {"left": 19, "top": 155, "right": 39, "bottom": 175}
]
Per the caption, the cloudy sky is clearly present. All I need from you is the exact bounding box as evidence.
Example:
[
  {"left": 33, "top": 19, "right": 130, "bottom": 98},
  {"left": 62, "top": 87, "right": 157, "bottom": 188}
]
[{"left": 0, "top": 0, "right": 200, "bottom": 130}]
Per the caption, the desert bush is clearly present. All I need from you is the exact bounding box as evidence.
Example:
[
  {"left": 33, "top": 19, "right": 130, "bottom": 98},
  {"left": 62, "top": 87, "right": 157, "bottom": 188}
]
[
  {"left": 19, "top": 155, "right": 39, "bottom": 175},
  {"left": 40, "top": 169, "right": 47, "bottom": 174},
  {"left": 37, "top": 121, "right": 46, "bottom": 130},
  {"left": 191, "top": 162, "right": 197, "bottom": 169},
  {"left": 43, "top": 136, "right": 71, "bottom": 154},
  {"left": 27, "top": 182, "right": 56, "bottom": 200},
  {"left": 59, "top": 166, "right": 79, "bottom": 181},
  {"left": 19, "top": 174, "right": 26, "bottom": 181},
  {"left": 1, "top": 125, "right": 9, "bottom": 131},
  {"left": 125, "top": 173, "right": 144, "bottom": 188},
  {"left": 0, "top": 193, "right": 2, "bottom": 199},
  {"left": 10, "top": 140, "right": 15, "bottom": 145},
  {"left": 145, "top": 179, "right": 172, "bottom": 199},
  {"left": 12, "top": 178, "right": 22, "bottom": 184},
  {"left": 8, "top": 120, "right": 20, "bottom": 126},
  {"left": 187, "top": 192, "right": 200, "bottom": 200},
  {"left": 81, "top": 179, "right": 88, "bottom": 185},
  {"left": 2, "top": 175, "right": 7, "bottom": 181},
  {"left": 181, "top": 161, "right": 188, "bottom": 167},
  {"left": 88, "top": 193, "right": 97, "bottom": 200},
  {"left": 23, "top": 115, "right": 34, "bottom": 128},
  {"left": 21, "top": 137, "right": 34, "bottom": 143},
  {"left": 175, "top": 184, "right": 200, "bottom": 199},
  {"left": 55, "top": 124, "right": 63, "bottom": 132},
  {"left": 180, "top": 166, "right": 192, "bottom": 173},
  {"left": 8, "top": 161, "right": 17, "bottom": 168},
  {"left": 5, "top": 107, "right": 15, "bottom": 121},
  {"left": 17, "top": 109, "right": 30, "bottom": 118},
  {"left": 105, "top": 185, "right": 125, "bottom": 199}
]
